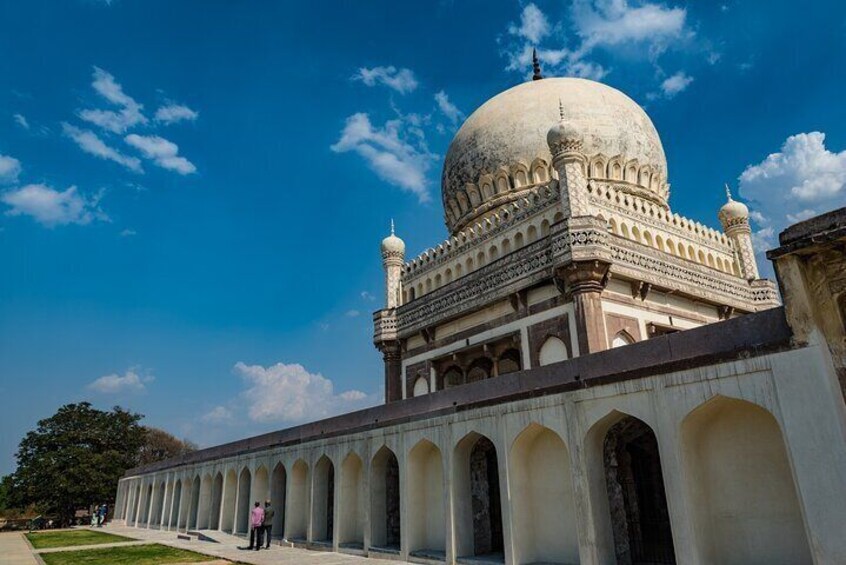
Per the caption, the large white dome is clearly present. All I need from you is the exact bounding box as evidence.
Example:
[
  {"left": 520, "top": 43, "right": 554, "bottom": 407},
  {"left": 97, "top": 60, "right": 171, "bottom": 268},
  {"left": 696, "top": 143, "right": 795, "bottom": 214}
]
[{"left": 442, "top": 77, "right": 668, "bottom": 234}]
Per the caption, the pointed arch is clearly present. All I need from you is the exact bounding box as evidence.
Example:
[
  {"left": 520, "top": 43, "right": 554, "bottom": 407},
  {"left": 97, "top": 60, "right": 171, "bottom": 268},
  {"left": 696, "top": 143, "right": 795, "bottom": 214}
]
[
  {"left": 407, "top": 439, "right": 445, "bottom": 557},
  {"left": 682, "top": 396, "right": 811, "bottom": 564},
  {"left": 269, "top": 463, "right": 286, "bottom": 541},
  {"left": 539, "top": 335, "right": 568, "bottom": 366},
  {"left": 284, "top": 459, "right": 309, "bottom": 541},
  {"left": 313, "top": 455, "right": 335, "bottom": 542},
  {"left": 611, "top": 330, "right": 635, "bottom": 348},
  {"left": 370, "top": 446, "right": 401, "bottom": 551},
  {"left": 339, "top": 452, "right": 365, "bottom": 547},
  {"left": 209, "top": 472, "right": 223, "bottom": 531},
  {"left": 509, "top": 424, "right": 579, "bottom": 564},
  {"left": 453, "top": 432, "right": 503, "bottom": 559},
  {"left": 235, "top": 467, "right": 252, "bottom": 534}
]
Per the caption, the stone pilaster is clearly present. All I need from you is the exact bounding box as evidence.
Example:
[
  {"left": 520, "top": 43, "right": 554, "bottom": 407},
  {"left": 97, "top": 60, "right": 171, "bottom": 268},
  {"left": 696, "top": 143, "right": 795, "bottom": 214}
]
[{"left": 556, "top": 259, "right": 611, "bottom": 355}]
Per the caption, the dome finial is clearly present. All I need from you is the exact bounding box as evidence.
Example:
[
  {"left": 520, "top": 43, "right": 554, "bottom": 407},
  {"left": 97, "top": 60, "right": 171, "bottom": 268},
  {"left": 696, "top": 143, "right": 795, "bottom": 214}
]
[
  {"left": 532, "top": 48, "right": 543, "bottom": 81},
  {"left": 724, "top": 183, "right": 733, "bottom": 201},
  {"left": 559, "top": 97, "right": 565, "bottom": 121},
  {"left": 390, "top": 218, "right": 395, "bottom": 235}
]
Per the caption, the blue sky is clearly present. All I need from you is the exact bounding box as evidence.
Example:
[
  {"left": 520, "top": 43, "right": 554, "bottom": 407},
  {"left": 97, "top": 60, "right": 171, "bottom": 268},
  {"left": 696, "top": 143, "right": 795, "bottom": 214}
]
[{"left": 2, "top": 0, "right": 845, "bottom": 474}]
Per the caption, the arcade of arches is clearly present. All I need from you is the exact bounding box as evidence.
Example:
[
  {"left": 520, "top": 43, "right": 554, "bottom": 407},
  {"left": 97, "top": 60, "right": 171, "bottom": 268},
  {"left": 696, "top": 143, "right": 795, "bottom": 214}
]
[{"left": 116, "top": 345, "right": 840, "bottom": 564}]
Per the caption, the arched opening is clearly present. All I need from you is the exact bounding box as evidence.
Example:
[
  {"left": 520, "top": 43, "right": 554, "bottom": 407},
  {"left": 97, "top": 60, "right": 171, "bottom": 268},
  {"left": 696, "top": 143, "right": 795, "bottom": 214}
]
[
  {"left": 413, "top": 376, "right": 429, "bottom": 397},
  {"left": 270, "top": 463, "right": 286, "bottom": 540},
  {"left": 285, "top": 460, "right": 309, "bottom": 542},
  {"left": 502, "top": 238, "right": 511, "bottom": 254},
  {"left": 612, "top": 331, "right": 635, "bottom": 348},
  {"left": 408, "top": 440, "right": 445, "bottom": 559},
  {"left": 370, "top": 446, "right": 401, "bottom": 552},
  {"left": 539, "top": 336, "right": 568, "bottom": 366},
  {"left": 621, "top": 223, "right": 631, "bottom": 239},
  {"left": 541, "top": 219, "right": 550, "bottom": 237},
  {"left": 489, "top": 245, "right": 499, "bottom": 261},
  {"left": 152, "top": 482, "right": 165, "bottom": 527},
  {"left": 235, "top": 467, "right": 252, "bottom": 535},
  {"left": 466, "top": 257, "right": 474, "bottom": 272},
  {"left": 313, "top": 455, "right": 335, "bottom": 543},
  {"left": 434, "top": 273, "right": 442, "bottom": 288},
  {"left": 453, "top": 433, "right": 504, "bottom": 561},
  {"left": 527, "top": 225, "right": 539, "bottom": 243},
  {"left": 339, "top": 452, "right": 365, "bottom": 549},
  {"left": 170, "top": 480, "right": 182, "bottom": 530},
  {"left": 515, "top": 232, "right": 524, "bottom": 248},
  {"left": 187, "top": 476, "right": 200, "bottom": 530},
  {"left": 221, "top": 471, "right": 237, "bottom": 533},
  {"left": 682, "top": 397, "right": 811, "bottom": 564},
  {"left": 603, "top": 416, "right": 676, "bottom": 564},
  {"left": 210, "top": 473, "right": 223, "bottom": 530},
  {"left": 510, "top": 424, "right": 579, "bottom": 564},
  {"left": 142, "top": 483, "right": 153, "bottom": 525},
  {"left": 251, "top": 466, "right": 269, "bottom": 514},
  {"left": 466, "top": 358, "right": 492, "bottom": 383},
  {"left": 443, "top": 366, "right": 464, "bottom": 389},
  {"left": 477, "top": 251, "right": 486, "bottom": 267},
  {"left": 196, "top": 474, "right": 212, "bottom": 529},
  {"left": 177, "top": 480, "right": 191, "bottom": 530},
  {"left": 497, "top": 348, "right": 521, "bottom": 375}
]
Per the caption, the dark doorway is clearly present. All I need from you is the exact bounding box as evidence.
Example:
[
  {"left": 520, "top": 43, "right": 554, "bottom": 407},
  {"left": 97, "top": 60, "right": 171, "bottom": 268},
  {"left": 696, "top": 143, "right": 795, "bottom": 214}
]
[
  {"left": 603, "top": 417, "right": 676, "bottom": 565},
  {"left": 385, "top": 452, "right": 401, "bottom": 548},
  {"left": 470, "top": 437, "right": 503, "bottom": 558}
]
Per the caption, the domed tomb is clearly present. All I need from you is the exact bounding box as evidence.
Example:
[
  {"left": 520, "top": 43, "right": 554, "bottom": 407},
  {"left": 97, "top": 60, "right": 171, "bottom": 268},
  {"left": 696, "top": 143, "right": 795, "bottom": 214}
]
[{"left": 442, "top": 77, "right": 668, "bottom": 234}]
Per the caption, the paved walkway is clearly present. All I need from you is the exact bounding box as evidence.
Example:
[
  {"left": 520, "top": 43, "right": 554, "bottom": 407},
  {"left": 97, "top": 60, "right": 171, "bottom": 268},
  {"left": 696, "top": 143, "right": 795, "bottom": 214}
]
[
  {"left": 101, "top": 524, "right": 399, "bottom": 564},
  {"left": 0, "top": 532, "right": 39, "bottom": 565}
]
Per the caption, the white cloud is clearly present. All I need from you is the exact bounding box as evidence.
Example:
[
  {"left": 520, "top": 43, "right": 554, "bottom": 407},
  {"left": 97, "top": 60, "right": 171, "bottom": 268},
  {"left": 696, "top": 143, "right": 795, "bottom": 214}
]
[
  {"left": 509, "top": 3, "right": 552, "bottom": 44},
  {"left": 434, "top": 90, "right": 464, "bottom": 126},
  {"left": 345, "top": 309, "right": 361, "bottom": 318},
  {"left": 120, "top": 228, "right": 137, "bottom": 237},
  {"left": 154, "top": 103, "right": 199, "bottom": 125},
  {"left": 202, "top": 405, "right": 234, "bottom": 424},
  {"left": 353, "top": 66, "right": 419, "bottom": 94},
  {"left": 740, "top": 131, "right": 846, "bottom": 254},
  {"left": 361, "top": 291, "right": 376, "bottom": 301},
  {"left": 571, "top": 0, "right": 687, "bottom": 53},
  {"left": 2, "top": 184, "right": 108, "bottom": 227},
  {"left": 79, "top": 67, "right": 147, "bottom": 134},
  {"left": 233, "top": 361, "right": 377, "bottom": 424},
  {"left": 13, "top": 114, "right": 29, "bottom": 130},
  {"left": 87, "top": 369, "right": 152, "bottom": 394},
  {"left": 0, "top": 155, "right": 22, "bottom": 184},
  {"left": 125, "top": 133, "right": 197, "bottom": 175},
  {"left": 63, "top": 123, "right": 143, "bottom": 172},
  {"left": 330, "top": 112, "right": 435, "bottom": 202},
  {"left": 660, "top": 71, "right": 694, "bottom": 97},
  {"left": 502, "top": 1, "right": 688, "bottom": 87}
]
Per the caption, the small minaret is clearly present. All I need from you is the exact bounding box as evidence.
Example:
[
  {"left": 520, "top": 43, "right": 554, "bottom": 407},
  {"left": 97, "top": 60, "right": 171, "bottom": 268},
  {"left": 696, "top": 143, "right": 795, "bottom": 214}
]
[
  {"left": 719, "top": 184, "right": 759, "bottom": 280},
  {"left": 380, "top": 220, "right": 405, "bottom": 308},
  {"left": 547, "top": 99, "right": 590, "bottom": 217}
]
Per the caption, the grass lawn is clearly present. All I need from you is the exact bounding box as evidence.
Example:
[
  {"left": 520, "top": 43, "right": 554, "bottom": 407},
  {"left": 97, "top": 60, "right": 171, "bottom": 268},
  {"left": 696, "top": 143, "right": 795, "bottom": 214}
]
[
  {"left": 38, "top": 543, "right": 217, "bottom": 565},
  {"left": 26, "top": 529, "right": 135, "bottom": 549}
]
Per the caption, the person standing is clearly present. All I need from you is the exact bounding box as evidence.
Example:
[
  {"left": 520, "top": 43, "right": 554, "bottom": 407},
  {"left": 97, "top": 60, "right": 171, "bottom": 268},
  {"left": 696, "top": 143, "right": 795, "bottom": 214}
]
[
  {"left": 262, "top": 500, "right": 274, "bottom": 549},
  {"left": 248, "top": 501, "right": 264, "bottom": 550}
]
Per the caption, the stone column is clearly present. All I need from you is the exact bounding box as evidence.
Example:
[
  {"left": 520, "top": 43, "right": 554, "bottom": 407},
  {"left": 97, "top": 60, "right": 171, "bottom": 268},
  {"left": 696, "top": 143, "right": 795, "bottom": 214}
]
[
  {"left": 556, "top": 260, "right": 611, "bottom": 355},
  {"left": 380, "top": 341, "right": 403, "bottom": 403}
]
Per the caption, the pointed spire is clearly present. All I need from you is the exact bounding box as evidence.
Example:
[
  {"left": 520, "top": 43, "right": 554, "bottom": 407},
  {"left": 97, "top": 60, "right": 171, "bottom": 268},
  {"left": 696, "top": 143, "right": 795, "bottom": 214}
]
[
  {"left": 532, "top": 48, "right": 543, "bottom": 81},
  {"left": 559, "top": 98, "right": 565, "bottom": 121},
  {"left": 724, "top": 183, "right": 733, "bottom": 201},
  {"left": 390, "top": 218, "right": 395, "bottom": 235}
]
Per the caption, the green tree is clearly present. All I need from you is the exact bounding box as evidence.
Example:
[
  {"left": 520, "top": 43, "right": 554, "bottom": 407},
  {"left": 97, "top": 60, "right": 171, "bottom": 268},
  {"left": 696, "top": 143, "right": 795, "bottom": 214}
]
[
  {"left": 10, "top": 403, "right": 146, "bottom": 524},
  {"left": 138, "top": 427, "right": 197, "bottom": 467}
]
